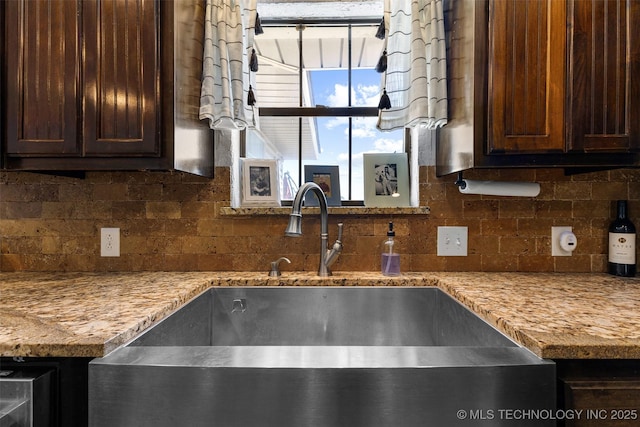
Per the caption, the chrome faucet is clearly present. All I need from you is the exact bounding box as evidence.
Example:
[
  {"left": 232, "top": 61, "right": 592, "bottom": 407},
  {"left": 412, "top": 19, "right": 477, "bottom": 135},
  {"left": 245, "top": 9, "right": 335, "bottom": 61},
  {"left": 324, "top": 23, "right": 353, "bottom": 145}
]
[{"left": 285, "top": 182, "right": 343, "bottom": 276}]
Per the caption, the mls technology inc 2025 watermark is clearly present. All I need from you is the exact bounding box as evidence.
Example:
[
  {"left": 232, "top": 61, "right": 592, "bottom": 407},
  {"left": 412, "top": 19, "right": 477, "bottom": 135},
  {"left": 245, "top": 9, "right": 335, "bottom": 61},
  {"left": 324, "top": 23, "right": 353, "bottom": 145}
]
[{"left": 456, "top": 408, "right": 638, "bottom": 422}]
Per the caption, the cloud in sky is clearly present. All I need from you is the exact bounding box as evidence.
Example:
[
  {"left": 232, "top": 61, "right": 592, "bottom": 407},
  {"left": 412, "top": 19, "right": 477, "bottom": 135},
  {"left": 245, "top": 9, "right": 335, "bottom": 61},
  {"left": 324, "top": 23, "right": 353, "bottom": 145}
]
[
  {"left": 373, "top": 137, "right": 403, "bottom": 152},
  {"left": 326, "top": 83, "right": 349, "bottom": 107},
  {"left": 337, "top": 136, "right": 403, "bottom": 164},
  {"left": 325, "top": 116, "right": 348, "bottom": 129},
  {"left": 357, "top": 84, "right": 380, "bottom": 106},
  {"left": 323, "top": 82, "right": 382, "bottom": 140},
  {"left": 325, "top": 83, "right": 380, "bottom": 108},
  {"left": 325, "top": 116, "right": 378, "bottom": 140},
  {"left": 301, "top": 71, "right": 403, "bottom": 200}
]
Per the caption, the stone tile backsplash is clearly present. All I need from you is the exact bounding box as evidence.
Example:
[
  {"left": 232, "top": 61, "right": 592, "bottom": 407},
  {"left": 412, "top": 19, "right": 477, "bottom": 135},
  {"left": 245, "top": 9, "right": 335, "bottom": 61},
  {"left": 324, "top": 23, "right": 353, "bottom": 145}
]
[{"left": 1, "top": 166, "right": 639, "bottom": 272}]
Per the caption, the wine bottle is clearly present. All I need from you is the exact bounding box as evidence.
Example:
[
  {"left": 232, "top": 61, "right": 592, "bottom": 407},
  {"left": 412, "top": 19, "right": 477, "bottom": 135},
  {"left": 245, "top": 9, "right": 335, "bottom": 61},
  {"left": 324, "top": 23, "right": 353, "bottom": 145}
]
[{"left": 608, "top": 200, "right": 636, "bottom": 277}]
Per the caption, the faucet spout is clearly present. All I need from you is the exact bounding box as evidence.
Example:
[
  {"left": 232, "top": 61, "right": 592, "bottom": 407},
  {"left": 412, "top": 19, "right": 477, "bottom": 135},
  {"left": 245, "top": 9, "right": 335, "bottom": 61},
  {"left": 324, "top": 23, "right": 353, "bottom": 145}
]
[{"left": 285, "top": 182, "right": 343, "bottom": 276}]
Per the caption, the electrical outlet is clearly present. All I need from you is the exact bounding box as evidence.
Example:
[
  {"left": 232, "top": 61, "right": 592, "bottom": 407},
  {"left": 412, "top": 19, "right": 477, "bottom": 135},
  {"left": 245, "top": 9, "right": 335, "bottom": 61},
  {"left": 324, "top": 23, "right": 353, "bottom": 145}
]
[
  {"left": 101, "top": 228, "right": 120, "bottom": 257},
  {"left": 437, "top": 226, "right": 468, "bottom": 256},
  {"left": 552, "top": 226, "right": 573, "bottom": 256}
]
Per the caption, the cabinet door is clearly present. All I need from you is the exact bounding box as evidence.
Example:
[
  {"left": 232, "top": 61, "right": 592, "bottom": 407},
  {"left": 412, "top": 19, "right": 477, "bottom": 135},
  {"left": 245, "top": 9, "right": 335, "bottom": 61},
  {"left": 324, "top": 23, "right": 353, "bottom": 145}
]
[
  {"left": 5, "top": 0, "right": 81, "bottom": 156},
  {"left": 82, "top": 0, "right": 160, "bottom": 156},
  {"left": 568, "top": 0, "right": 640, "bottom": 153},
  {"left": 487, "top": 0, "right": 566, "bottom": 154},
  {"left": 562, "top": 379, "right": 640, "bottom": 427}
]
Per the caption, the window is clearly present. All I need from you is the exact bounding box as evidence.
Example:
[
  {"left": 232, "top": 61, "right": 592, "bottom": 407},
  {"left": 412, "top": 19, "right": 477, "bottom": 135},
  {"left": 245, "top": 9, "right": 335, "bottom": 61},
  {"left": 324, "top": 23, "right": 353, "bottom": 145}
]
[{"left": 245, "top": 10, "right": 405, "bottom": 203}]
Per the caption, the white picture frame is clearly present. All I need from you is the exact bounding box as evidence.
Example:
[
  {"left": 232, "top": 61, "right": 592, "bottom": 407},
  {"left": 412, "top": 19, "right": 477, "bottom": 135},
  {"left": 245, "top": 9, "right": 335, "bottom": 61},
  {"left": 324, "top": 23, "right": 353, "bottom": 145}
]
[
  {"left": 241, "top": 159, "right": 280, "bottom": 206},
  {"left": 363, "top": 153, "right": 410, "bottom": 207}
]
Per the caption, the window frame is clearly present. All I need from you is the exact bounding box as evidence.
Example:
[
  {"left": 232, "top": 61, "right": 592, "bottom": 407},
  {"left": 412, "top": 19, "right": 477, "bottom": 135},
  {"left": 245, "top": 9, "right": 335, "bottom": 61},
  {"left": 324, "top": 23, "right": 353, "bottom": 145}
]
[{"left": 246, "top": 18, "right": 409, "bottom": 205}]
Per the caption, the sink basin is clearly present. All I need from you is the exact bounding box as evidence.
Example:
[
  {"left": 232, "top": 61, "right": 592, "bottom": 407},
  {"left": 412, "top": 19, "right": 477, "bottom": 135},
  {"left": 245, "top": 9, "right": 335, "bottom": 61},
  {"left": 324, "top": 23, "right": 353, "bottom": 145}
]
[{"left": 89, "top": 287, "right": 555, "bottom": 426}]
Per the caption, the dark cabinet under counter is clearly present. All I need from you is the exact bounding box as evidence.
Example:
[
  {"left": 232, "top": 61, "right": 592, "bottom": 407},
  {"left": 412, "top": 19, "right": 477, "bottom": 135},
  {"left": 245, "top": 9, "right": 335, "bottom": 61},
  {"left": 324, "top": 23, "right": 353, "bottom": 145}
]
[
  {"left": 0, "top": 357, "right": 91, "bottom": 427},
  {"left": 0, "top": 368, "right": 54, "bottom": 427},
  {"left": 557, "top": 360, "right": 640, "bottom": 427}
]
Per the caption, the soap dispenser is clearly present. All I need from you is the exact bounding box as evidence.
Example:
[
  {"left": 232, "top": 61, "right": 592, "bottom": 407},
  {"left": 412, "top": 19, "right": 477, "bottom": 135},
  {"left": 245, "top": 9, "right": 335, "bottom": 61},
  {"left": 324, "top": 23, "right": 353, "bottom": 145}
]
[{"left": 381, "top": 221, "right": 401, "bottom": 276}]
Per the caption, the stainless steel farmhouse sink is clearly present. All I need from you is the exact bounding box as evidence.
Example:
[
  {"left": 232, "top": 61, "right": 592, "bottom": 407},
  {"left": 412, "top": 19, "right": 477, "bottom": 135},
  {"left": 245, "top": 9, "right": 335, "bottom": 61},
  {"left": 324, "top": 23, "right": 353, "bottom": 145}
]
[{"left": 89, "top": 287, "right": 555, "bottom": 427}]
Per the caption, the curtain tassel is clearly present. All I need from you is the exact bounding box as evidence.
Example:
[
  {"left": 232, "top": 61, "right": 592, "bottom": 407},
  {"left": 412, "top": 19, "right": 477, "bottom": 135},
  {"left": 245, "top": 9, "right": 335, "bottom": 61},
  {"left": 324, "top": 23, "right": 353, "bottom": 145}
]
[
  {"left": 249, "top": 48, "right": 259, "bottom": 72},
  {"left": 248, "top": 85, "right": 256, "bottom": 106},
  {"left": 378, "top": 89, "right": 391, "bottom": 110},
  {"left": 375, "top": 50, "right": 387, "bottom": 73},
  {"left": 375, "top": 17, "right": 385, "bottom": 40},
  {"left": 255, "top": 12, "right": 264, "bottom": 35}
]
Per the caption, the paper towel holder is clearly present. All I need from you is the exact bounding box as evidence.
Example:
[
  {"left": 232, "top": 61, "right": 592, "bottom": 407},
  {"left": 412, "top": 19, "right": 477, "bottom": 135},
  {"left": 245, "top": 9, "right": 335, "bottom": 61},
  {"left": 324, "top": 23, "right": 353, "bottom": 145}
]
[
  {"left": 454, "top": 172, "right": 467, "bottom": 190},
  {"left": 453, "top": 171, "right": 541, "bottom": 197}
]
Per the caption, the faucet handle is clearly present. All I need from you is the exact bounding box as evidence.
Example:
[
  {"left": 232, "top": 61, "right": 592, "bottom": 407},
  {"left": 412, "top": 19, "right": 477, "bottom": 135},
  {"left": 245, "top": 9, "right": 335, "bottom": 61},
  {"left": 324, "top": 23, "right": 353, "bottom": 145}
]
[
  {"left": 325, "top": 224, "right": 344, "bottom": 269},
  {"left": 269, "top": 257, "right": 291, "bottom": 277},
  {"left": 336, "top": 223, "right": 344, "bottom": 242}
]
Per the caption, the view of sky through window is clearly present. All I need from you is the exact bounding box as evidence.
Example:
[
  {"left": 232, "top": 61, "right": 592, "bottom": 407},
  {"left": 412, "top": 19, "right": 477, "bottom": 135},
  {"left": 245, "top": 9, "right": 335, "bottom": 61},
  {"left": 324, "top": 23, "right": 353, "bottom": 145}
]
[
  {"left": 253, "top": 2, "right": 402, "bottom": 201},
  {"left": 282, "top": 69, "right": 403, "bottom": 201}
]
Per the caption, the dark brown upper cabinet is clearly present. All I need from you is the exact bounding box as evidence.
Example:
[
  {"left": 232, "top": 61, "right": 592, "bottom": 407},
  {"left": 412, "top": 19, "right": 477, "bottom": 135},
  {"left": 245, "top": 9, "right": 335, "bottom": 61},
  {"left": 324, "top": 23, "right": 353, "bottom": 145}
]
[
  {"left": 3, "top": 0, "right": 214, "bottom": 176},
  {"left": 436, "top": 0, "right": 640, "bottom": 176},
  {"left": 6, "top": 0, "right": 81, "bottom": 157},
  {"left": 82, "top": 0, "right": 159, "bottom": 157},
  {"left": 567, "top": 0, "right": 640, "bottom": 153},
  {"left": 488, "top": 0, "right": 567, "bottom": 154}
]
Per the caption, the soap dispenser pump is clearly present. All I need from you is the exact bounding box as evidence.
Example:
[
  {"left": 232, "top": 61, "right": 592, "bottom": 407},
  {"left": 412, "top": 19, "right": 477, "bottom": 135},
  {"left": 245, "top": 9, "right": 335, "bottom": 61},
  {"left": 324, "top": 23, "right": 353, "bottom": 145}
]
[{"left": 381, "top": 221, "right": 401, "bottom": 276}]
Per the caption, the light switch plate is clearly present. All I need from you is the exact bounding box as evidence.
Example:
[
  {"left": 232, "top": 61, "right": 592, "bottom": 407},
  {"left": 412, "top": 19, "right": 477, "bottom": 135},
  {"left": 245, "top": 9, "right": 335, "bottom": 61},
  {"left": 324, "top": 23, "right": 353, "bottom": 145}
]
[
  {"left": 437, "top": 226, "right": 468, "bottom": 256},
  {"left": 551, "top": 226, "right": 572, "bottom": 256},
  {"left": 101, "top": 228, "right": 120, "bottom": 257}
]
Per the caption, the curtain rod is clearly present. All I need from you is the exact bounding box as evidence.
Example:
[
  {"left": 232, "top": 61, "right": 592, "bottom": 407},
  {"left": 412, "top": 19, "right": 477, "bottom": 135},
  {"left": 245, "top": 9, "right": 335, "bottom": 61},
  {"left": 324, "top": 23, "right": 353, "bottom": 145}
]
[{"left": 259, "top": 18, "right": 379, "bottom": 26}]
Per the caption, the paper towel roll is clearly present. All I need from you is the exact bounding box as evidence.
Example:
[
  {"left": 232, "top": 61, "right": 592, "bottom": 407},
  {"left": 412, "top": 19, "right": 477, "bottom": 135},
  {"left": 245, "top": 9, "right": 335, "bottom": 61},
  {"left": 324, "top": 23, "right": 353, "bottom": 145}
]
[{"left": 458, "top": 179, "right": 540, "bottom": 197}]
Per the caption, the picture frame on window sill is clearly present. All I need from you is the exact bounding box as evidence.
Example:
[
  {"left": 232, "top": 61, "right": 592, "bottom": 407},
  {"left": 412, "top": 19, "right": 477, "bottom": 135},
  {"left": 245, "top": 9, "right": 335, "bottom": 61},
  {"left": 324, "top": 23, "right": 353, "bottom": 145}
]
[
  {"left": 304, "top": 165, "right": 341, "bottom": 207},
  {"left": 241, "top": 159, "right": 280, "bottom": 206},
  {"left": 363, "top": 153, "right": 410, "bottom": 207}
]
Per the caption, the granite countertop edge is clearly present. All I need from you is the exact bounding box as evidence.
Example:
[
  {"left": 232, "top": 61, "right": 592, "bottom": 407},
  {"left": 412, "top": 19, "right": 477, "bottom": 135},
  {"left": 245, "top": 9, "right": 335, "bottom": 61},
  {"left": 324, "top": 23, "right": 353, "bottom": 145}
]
[{"left": 1, "top": 271, "right": 639, "bottom": 360}]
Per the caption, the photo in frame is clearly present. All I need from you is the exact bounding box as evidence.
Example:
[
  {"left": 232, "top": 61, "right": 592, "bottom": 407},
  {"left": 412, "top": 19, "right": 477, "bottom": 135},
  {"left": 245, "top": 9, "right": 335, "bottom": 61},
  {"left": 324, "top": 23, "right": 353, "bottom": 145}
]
[
  {"left": 363, "top": 153, "right": 410, "bottom": 207},
  {"left": 241, "top": 159, "right": 280, "bottom": 206},
  {"left": 304, "top": 165, "right": 341, "bottom": 206}
]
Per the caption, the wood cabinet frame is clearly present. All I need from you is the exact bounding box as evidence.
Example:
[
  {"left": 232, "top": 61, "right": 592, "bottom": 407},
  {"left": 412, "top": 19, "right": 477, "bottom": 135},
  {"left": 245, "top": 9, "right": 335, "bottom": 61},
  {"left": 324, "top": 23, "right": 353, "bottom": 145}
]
[
  {"left": 2, "top": 0, "right": 176, "bottom": 171},
  {"left": 436, "top": 0, "right": 640, "bottom": 176}
]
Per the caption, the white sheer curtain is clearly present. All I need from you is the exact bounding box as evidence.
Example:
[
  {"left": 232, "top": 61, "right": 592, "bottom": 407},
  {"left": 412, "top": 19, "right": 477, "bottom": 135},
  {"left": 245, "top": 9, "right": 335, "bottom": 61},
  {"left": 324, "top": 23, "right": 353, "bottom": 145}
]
[
  {"left": 378, "top": 0, "right": 448, "bottom": 131},
  {"left": 200, "top": 0, "right": 258, "bottom": 130}
]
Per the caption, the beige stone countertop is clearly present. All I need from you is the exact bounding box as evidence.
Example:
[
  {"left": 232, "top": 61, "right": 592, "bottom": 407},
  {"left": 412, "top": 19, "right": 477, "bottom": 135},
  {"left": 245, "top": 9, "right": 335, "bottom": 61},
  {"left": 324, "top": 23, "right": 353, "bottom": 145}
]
[{"left": 1, "top": 271, "right": 639, "bottom": 359}]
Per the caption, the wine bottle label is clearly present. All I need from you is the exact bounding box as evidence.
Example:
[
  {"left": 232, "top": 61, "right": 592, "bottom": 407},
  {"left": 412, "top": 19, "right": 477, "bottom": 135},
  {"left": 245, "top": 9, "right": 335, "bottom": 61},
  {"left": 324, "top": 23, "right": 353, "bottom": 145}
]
[{"left": 609, "top": 232, "right": 636, "bottom": 264}]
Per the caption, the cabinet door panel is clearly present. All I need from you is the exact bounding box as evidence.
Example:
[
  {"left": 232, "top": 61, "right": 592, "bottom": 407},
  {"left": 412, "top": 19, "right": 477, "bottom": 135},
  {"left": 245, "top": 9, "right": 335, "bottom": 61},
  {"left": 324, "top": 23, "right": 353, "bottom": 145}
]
[
  {"left": 488, "top": 0, "right": 566, "bottom": 154},
  {"left": 83, "top": 0, "right": 159, "bottom": 156},
  {"left": 569, "top": 0, "right": 640, "bottom": 152},
  {"left": 563, "top": 379, "right": 640, "bottom": 427},
  {"left": 5, "top": 0, "right": 80, "bottom": 156}
]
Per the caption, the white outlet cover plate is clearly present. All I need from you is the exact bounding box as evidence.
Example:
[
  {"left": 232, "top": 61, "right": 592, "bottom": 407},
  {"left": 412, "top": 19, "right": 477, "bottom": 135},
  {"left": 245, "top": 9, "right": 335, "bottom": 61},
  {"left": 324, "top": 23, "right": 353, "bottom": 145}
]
[
  {"left": 101, "top": 227, "right": 120, "bottom": 257},
  {"left": 437, "top": 226, "right": 468, "bottom": 256},
  {"left": 551, "top": 226, "right": 573, "bottom": 256}
]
